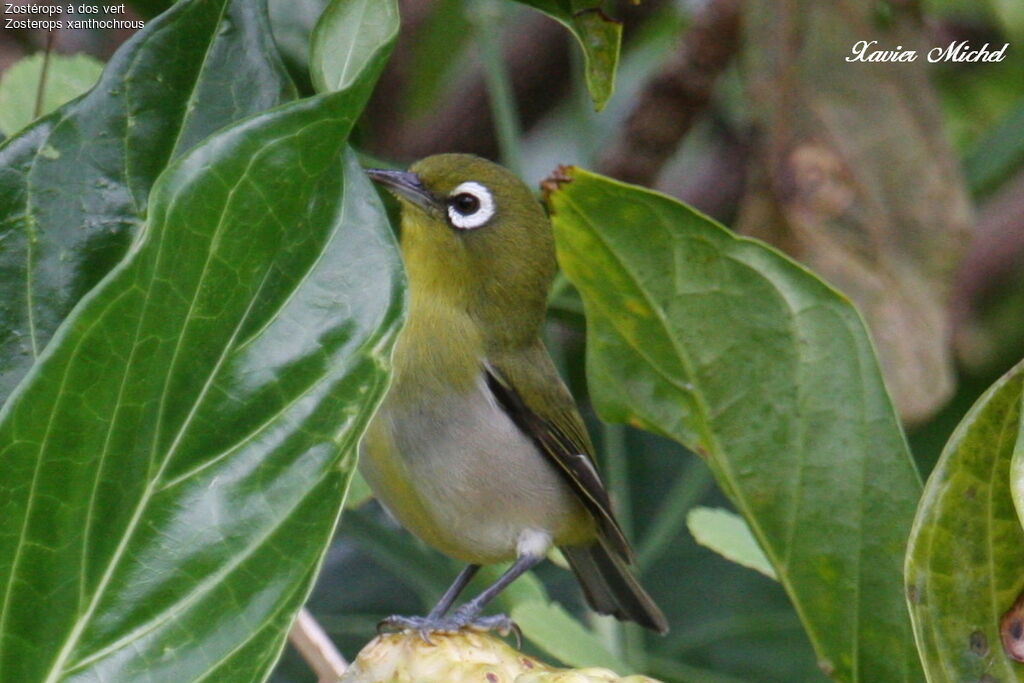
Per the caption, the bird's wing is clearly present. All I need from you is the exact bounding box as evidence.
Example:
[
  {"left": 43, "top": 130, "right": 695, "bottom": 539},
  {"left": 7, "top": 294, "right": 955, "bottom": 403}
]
[{"left": 485, "top": 343, "right": 632, "bottom": 561}]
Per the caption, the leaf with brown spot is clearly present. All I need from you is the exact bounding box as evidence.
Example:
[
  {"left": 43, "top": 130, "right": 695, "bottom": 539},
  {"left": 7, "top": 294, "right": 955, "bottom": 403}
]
[{"left": 906, "top": 359, "right": 1024, "bottom": 680}]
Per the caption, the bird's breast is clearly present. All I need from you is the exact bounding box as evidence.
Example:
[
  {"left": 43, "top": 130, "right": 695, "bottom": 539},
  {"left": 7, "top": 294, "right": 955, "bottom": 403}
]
[{"left": 360, "top": 308, "right": 593, "bottom": 562}]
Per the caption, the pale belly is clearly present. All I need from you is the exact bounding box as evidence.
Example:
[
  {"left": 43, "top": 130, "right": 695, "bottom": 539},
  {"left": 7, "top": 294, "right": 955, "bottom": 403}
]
[{"left": 360, "top": 377, "right": 594, "bottom": 564}]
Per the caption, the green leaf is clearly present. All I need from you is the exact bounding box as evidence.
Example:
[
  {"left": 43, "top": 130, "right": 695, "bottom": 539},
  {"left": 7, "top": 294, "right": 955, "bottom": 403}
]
[
  {"left": 687, "top": 507, "right": 777, "bottom": 581},
  {"left": 268, "top": 0, "right": 331, "bottom": 79},
  {"left": 0, "top": 53, "right": 104, "bottom": 137},
  {"left": 0, "top": 89, "right": 403, "bottom": 681},
  {"left": 344, "top": 469, "right": 374, "bottom": 509},
  {"left": 510, "top": 599, "right": 628, "bottom": 671},
  {"left": 0, "top": 0, "right": 406, "bottom": 674},
  {"left": 906, "top": 359, "right": 1024, "bottom": 681},
  {"left": 0, "top": 0, "right": 297, "bottom": 405},
  {"left": 546, "top": 168, "right": 923, "bottom": 681},
  {"left": 310, "top": 0, "right": 399, "bottom": 97},
  {"left": 513, "top": 1, "right": 621, "bottom": 110}
]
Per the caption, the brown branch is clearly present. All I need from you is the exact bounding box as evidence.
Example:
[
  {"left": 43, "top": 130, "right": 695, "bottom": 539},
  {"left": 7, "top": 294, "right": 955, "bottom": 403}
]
[
  {"left": 598, "top": 0, "right": 742, "bottom": 185},
  {"left": 953, "top": 169, "right": 1024, "bottom": 320},
  {"left": 289, "top": 607, "right": 348, "bottom": 683},
  {"left": 664, "top": 118, "right": 749, "bottom": 221}
]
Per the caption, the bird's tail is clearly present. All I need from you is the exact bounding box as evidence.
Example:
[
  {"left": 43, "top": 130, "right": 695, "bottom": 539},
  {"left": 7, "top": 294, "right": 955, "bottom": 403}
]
[{"left": 562, "top": 541, "right": 668, "bottom": 634}]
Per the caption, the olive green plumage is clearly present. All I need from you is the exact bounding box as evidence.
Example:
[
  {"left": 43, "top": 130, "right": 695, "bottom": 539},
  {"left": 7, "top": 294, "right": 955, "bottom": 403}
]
[{"left": 362, "top": 154, "right": 667, "bottom": 635}]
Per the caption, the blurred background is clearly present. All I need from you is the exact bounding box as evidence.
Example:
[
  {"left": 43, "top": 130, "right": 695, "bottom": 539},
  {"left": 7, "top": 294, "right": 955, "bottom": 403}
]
[{"left": 2, "top": 0, "right": 1022, "bottom": 679}]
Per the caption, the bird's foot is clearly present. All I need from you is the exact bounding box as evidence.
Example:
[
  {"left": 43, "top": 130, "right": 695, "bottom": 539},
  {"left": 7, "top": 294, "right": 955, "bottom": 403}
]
[{"left": 377, "top": 611, "right": 520, "bottom": 645}]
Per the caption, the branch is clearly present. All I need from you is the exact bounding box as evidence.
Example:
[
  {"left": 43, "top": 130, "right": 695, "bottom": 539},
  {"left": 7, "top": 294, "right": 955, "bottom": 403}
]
[
  {"left": 953, "top": 169, "right": 1024, "bottom": 321},
  {"left": 598, "top": 0, "right": 741, "bottom": 185},
  {"left": 289, "top": 607, "right": 348, "bottom": 683}
]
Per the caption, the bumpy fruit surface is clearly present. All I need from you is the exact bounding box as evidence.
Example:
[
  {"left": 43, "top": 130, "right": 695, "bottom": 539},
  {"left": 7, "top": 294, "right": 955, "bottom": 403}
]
[{"left": 340, "top": 632, "right": 662, "bottom": 683}]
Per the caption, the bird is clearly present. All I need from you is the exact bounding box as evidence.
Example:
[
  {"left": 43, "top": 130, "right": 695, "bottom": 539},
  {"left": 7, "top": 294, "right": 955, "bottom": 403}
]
[{"left": 361, "top": 153, "right": 667, "bottom": 637}]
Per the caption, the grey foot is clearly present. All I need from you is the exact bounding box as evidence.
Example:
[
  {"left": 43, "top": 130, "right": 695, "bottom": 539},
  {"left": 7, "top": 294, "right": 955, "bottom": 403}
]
[{"left": 377, "top": 612, "right": 519, "bottom": 644}]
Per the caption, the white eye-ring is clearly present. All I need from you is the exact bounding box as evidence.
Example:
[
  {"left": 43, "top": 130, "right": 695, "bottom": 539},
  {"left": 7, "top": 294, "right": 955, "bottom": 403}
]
[{"left": 446, "top": 181, "right": 495, "bottom": 230}]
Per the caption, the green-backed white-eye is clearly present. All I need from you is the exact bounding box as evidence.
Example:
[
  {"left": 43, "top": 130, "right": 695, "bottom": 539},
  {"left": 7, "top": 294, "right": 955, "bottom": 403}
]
[{"left": 363, "top": 154, "right": 667, "bottom": 636}]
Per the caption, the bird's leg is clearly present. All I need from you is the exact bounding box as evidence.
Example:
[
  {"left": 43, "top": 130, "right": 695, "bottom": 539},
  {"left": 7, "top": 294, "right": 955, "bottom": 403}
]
[
  {"left": 451, "top": 553, "right": 540, "bottom": 620},
  {"left": 427, "top": 564, "right": 480, "bottom": 619},
  {"left": 444, "top": 551, "right": 543, "bottom": 639},
  {"left": 377, "top": 564, "right": 480, "bottom": 638},
  {"left": 377, "top": 553, "right": 542, "bottom": 640}
]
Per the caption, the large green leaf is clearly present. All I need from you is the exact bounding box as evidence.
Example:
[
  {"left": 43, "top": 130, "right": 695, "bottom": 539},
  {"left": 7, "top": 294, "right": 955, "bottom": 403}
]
[
  {"left": 906, "top": 360, "right": 1024, "bottom": 681},
  {"left": 0, "top": 2, "right": 405, "bottom": 676},
  {"left": 0, "top": 98, "right": 403, "bottom": 680},
  {"left": 546, "top": 168, "right": 923, "bottom": 681},
  {"left": 0, "top": 0, "right": 297, "bottom": 405},
  {"left": 513, "top": 0, "right": 621, "bottom": 110}
]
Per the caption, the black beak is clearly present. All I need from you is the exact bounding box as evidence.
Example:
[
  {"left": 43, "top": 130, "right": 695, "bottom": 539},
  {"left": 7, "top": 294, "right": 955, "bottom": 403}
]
[{"left": 365, "top": 169, "right": 440, "bottom": 215}]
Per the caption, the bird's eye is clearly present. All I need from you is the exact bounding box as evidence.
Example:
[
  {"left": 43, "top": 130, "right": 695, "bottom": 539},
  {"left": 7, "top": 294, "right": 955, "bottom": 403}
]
[
  {"left": 451, "top": 193, "right": 480, "bottom": 215},
  {"left": 446, "top": 181, "right": 495, "bottom": 230}
]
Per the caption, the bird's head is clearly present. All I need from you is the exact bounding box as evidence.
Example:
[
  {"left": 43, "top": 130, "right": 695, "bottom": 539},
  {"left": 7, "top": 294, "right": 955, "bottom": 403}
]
[{"left": 367, "top": 154, "right": 556, "bottom": 342}]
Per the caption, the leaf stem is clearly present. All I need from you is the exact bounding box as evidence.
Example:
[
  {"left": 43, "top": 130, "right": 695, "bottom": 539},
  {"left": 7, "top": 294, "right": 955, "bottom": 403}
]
[
  {"left": 33, "top": 31, "right": 57, "bottom": 119},
  {"left": 471, "top": 0, "right": 522, "bottom": 175},
  {"left": 603, "top": 423, "right": 632, "bottom": 539},
  {"left": 636, "top": 456, "right": 714, "bottom": 571},
  {"left": 601, "top": 422, "right": 650, "bottom": 670},
  {"left": 568, "top": 34, "right": 599, "bottom": 167}
]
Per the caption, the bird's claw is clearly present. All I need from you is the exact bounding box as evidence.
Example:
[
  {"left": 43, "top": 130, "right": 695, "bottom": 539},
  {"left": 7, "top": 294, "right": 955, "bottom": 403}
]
[{"left": 377, "top": 612, "right": 520, "bottom": 646}]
